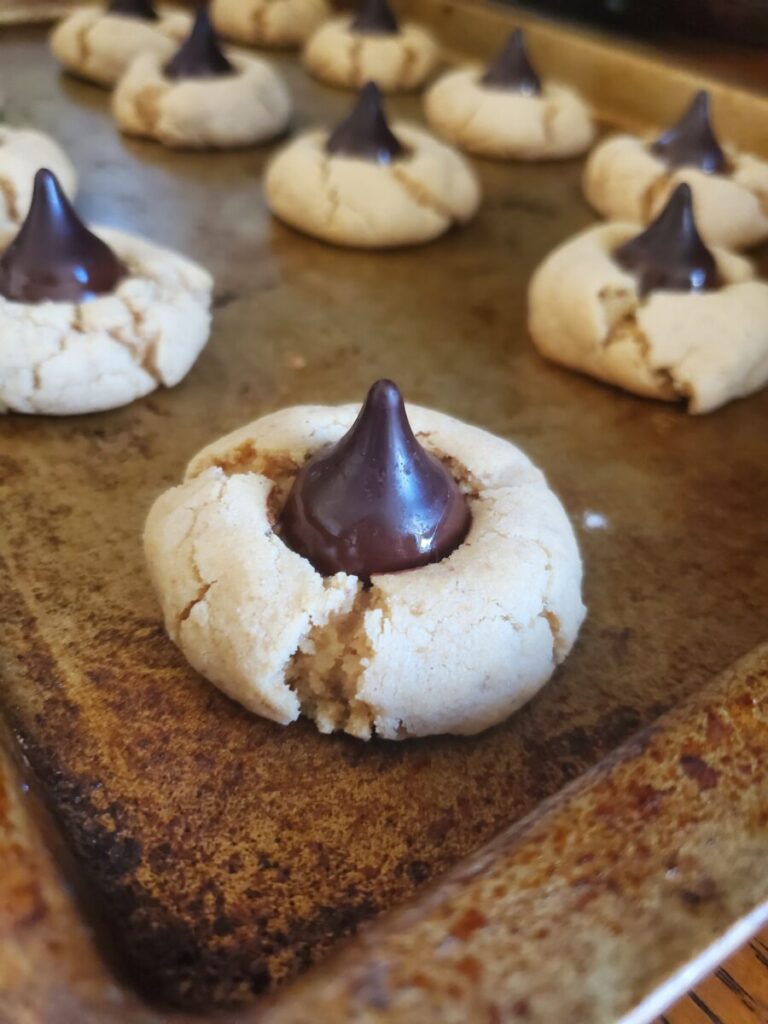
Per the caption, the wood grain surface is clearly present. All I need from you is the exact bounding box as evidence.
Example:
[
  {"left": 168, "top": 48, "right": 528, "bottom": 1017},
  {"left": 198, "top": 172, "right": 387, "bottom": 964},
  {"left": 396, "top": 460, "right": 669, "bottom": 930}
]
[{"left": 660, "top": 930, "right": 768, "bottom": 1024}]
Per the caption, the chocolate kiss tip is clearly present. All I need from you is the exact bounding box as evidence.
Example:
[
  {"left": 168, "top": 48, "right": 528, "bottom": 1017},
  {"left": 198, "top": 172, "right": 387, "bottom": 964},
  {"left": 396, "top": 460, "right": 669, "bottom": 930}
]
[
  {"left": 651, "top": 90, "right": 726, "bottom": 174},
  {"left": 481, "top": 28, "right": 541, "bottom": 94},
  {"left": 108, "top": 0, "right": 158, "bottom": 20},
  {"left": 614, "top": 182, "right": 720, "bottom": 297},
  {"left": 0, "top": 168, "right": 126, "bottom": 305},
  {"left": 326, "top": 82, "right": 405, "bottom": 164},
  {"left": 279, "top": 379, "right": 471, "bottom": 579},
  {"left": 351, "top": 0, "right": 399, "bottom": 35},
  {"left": 164, "top": 7, "right": 234, "bottom": 81}
]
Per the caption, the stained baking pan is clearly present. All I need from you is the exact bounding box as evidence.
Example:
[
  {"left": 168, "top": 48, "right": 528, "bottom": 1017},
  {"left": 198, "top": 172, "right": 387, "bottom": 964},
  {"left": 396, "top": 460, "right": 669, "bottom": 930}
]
[{"left": 0, "top": 1, "right": 767, "bottom": 1022}]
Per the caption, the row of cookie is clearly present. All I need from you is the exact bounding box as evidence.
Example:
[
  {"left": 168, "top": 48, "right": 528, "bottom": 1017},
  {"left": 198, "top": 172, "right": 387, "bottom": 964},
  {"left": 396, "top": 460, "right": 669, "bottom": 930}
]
[
  {"left": 50, "top": 2, "right": 293, "bottom": 149},
  {"left": 50, "top": 0, "right": 597, "bottom": 165},
  {"left": 4, "top": 116, "right": 766, "bottom": 415},
  {"left": 45, "top": 1, "right": 586, "bottom": 247},
  {"left": 118, "top": 18, "right": 593, "bottom": 167},
  {"left": 259, "top": 78, "right": 768, "bottom": 254},
  {"left": 52, "top": 0, "right": 768, "bottom": 256},
  {"left": 0, "top": 78, "right": 475, "bottom": 251},
  {"left": 50, "top": 0, "right": 439, "bottom": 94}
]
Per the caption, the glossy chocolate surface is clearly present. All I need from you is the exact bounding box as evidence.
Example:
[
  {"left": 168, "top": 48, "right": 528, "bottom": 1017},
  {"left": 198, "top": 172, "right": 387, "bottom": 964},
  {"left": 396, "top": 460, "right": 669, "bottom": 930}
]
[
  {"left": 350, "top": 0, "right": 399, "bottom": 35},
  {"left": 326, "top": 82, "right": 406, "bottom": 164},
  {"left": 164, "top": 8, "right": 234, "bottom": 81},
  {"left": 481, "top": 28, "right": 541, "bottom": 94},
  {"left": 650, "top": 90, "right": 727, "bottom": 174},
  {"left": 107, "top": 0, "right": 158, "bottom": 20},
  {"left": 614, "top": 183, "right": 720, "bottom": 296},
  {"left": 0, "top": 169, "right": 126, "bottom": 304},
  {"left": 280, "top": 380, "right": 471, "bottom": 579}
]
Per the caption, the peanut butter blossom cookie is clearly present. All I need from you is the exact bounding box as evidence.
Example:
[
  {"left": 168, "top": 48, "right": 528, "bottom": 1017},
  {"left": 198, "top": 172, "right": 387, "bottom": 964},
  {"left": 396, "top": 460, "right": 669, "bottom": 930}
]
[
  {"left": 112, "top": 8, "right": 291, "bottom": 148},
  {"left": 145, "top": 380, "right": 585, "bottom": 740},
  {"left": 0, "top": 126, "right": 76, "bottom": 230},
  {"left": 210, "top": 0, "right": 328, "bottom": 49},
  {"left": 50, "top": 0, "right": 191, "bottom": 88},
  {"left": 528, "top": 184, "right": 768, "bottom": 413},
  {"left": 303, "top": 0, "right": 438, "bottom": 94},
  {"left": 0, "top": 169, "right": 212, "bottom": 415},
  {"left": 424, "top": 29, "right": 594, "bottom": 160},
  {"left": 265, "top": 82, "right": 480, "bottom": 248},
  {"left": 583, "top": 91, "right": 768, "bottom": 251}
]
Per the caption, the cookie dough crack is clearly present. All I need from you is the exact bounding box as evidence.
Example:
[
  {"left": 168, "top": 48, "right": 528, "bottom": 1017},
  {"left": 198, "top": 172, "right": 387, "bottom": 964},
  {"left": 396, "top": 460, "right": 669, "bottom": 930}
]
[
  {"left": 529, "top": 537, "right": 561, "bottom": 666},
  {"left": 541, "top": 100, "right": 558, "bottom": 149},
  {"left": 453, "top": 99, "right": 487, "bottom": 144},
  {"left": 179, "top": 581, "right": 215, "bottom": 623},
  {"left": 349, "top": 37, "right": 365, "bottom": 87},
  {"left": 117, "top": 298, "right": 166, "bottom": 384},
  {"left": 319, "top": 154, "right": 342, "bottom": 227},
  {"left": 604, "top": 308, "right": 683, "bottom": 402},
  {"left": 753, "top": 185, "right": 768, "bottom": 218},
  {"left": 643, "top": 169, "right": 673, "bottom": 222},
  {"left": 287, "top": 582, "right": 380, "bottom": 739},
  {"left": 30, "top": 335, "right": 68, "bottom": 393},
  {"left": 391, "top": 165, "right": 454, "bottom": 223},
  {"left": 134, "top": 84, "right": 169, "bottom": 133},
  {"left": 399, "top": 43, "right": 416, "bottom": 86},
  {"left": 75, "top": 18, "right": 94, "bottom": 64},
  {"left": 175, "top": 479, "right": 226, "bottom": 626},
  {"left": 250, "top": 2, "right": 268, "bottom": 41},
  {"left": 0, "top": 174, "right": 19, "bottom": 223}
]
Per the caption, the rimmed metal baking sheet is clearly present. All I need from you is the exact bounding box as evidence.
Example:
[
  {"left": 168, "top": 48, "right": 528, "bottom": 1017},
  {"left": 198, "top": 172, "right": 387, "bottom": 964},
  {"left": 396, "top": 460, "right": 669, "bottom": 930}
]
[{"left": 0, "top": 2, "right": 767, "bottom": 1017}]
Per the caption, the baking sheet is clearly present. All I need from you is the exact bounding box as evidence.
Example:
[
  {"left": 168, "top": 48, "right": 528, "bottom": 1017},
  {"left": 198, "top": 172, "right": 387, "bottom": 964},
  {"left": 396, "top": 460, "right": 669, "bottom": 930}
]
[{"left": 0, "top": 1, "right": 767, "bottom": 1016}]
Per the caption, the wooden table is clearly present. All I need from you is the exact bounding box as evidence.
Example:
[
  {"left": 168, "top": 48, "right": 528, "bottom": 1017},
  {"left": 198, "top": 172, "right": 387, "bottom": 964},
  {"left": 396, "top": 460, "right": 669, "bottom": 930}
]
[{"left": 659, "top": 929, "right": 768, "bottom": 1024}]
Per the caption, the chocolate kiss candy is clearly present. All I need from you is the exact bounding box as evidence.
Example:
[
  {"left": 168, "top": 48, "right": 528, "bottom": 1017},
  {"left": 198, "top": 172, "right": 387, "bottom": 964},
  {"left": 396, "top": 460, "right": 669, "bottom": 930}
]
[
  {"left": 651, "top": 91, "right": 726, "bottom": 174},
  {"left": 326, "top": 82, "right": 405, "bottom": 164},
  {"left": 350, "top": 0, "right": 399, "bottom": 35},
  {"left": 614, "top": 183, "right": 720, "bottom": 297},
  {"left": 0, "top": 169, "right": 126, "bottom": 304},
  {"left": 107, "top": 0, "right": 158, "bottom": 20},
  {"left": 164, "top": 7, "right": 234, "bottom": 81},
  {"left": 280, "top": 380, "right": 471, "bottom": 579},
  {"left": 481, "top": 28, "right": 541, "bottom": 94}
]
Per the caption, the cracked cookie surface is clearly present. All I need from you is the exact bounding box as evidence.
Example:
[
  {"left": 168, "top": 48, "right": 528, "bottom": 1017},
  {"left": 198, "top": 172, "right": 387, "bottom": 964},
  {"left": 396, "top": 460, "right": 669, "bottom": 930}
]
[
  {"left": 264, "top": 124, "right": 480, "bottom": 248},
  {"left": 583, "top": 134, "right": 768, "bottom": 251},
  {"left": 113, "top": 49, "right": 291, "bottom": 148},
  {"left": 424, "top": 69, "right": 594, "bottom": 161},
  {"left": 144, "top": 403, "right": 585, "bottom": 739},
  {"left": 0, "top": 227, "right": 212, "bottom": 415},
  {"left": 528, "top": 221, "right": 768, "bottom": 413},
  {"left": 303, "top": 17, "right": 438, "bottom": 93},
  {"left": 50, "top": 5, "right": 192, "bottom": 87},
  {"left": 210, "top": 0, "right": 329, "bottom": 49},
  {"left": 0, "top": 127, "right": 77, "bottom": 230}
]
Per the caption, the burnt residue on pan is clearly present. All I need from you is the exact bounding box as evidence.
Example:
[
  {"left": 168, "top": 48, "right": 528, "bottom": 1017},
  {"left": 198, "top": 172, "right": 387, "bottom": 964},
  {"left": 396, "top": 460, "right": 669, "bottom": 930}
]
[{"left": 0, "top": 25, "right": 768, "bottom": 1013}]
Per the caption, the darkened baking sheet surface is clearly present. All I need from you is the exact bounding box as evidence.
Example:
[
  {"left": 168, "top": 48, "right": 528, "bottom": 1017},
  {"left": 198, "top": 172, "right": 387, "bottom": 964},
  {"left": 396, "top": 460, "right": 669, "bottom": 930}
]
[{"left": 0, "top": 2, "right": 767, "bottom": 1017}]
